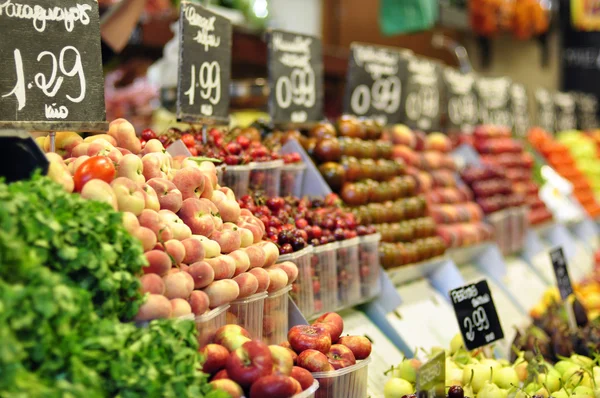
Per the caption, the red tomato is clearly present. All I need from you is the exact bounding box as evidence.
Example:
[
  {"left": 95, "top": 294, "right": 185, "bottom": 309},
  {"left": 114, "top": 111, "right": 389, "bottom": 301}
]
[
  {"left": 74, "top": 156, "right": 116, "bottom": 192},
  {"left": 181, "top": 133, "right": 195, "bottom": 148}
]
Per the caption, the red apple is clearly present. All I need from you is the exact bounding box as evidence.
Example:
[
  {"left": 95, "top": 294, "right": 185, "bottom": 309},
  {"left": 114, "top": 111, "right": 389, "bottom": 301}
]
[
  {"left": 269, "top": 345, "right": 293, "bottom": 376},
  {"left": 200, "top": 344, "right": 229, "bottom": 375},
  {"left": 291, "top": 366, "right": 314, "bottom": 391},
  {"left": 249, "top": 375, "right": 298, "bottom": 398},
  {"left": 211, "top": 368, "right": 229, "bottom": 380},
  {"left": 226, "top": 340, "right": 273, "bottom": 387},
  {"left": 313, "top": 312, "right": 344, "bottom": 343},
  {"left": 338, "top": 335, "right": 372, "bottom": 360},
  {"left": 326, "top": 344, "right": 356, "bottom": 369},
  {"left": 209, "top": 379, "right": 243, "bottom": 398},
  {"left": 214, "top": 324, "right": 251, "bottom": 342},
  {"left": 296, "top": 349, "right": 333, "bottom": 372},
  {"left": 287, "top": 324, "right": 331, "bottom": 354},
  {"left": 290, "top": 377, "right": 303, "bottom": 394}
]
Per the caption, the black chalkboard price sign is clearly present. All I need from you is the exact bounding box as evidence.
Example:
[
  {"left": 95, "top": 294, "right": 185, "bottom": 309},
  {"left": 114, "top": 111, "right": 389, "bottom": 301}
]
[
  {"left": 575, "top": 92, "right": 599, "bottom": 130},
  {"left": 449, "top": 280, "right": 504, "bottom": 351},
  {"left": 0, "top": 0, "right": 107, "bottom": 132},
  {"left": 343, "top": 43, "right": 407, "bottom": 126},
  {"left": 400, "top": 56, "right": 442, "bottom": 132},
  {"left": 535, "top": 88, "right": 555, "bottom": 133},
  {"left": 416, "top": 351, "right": 445, "bottom": 398},
  {"left": 554, "top": 92, "right": 577, "bottom": 132},
  {"left": 267, "top": 29, "right": 324, "bottom": 126},
  {"left": 442, "top": 67, "right": 478, "bottom": 133},
  {"left": 549, "top": 247, "right": 574, "bottom": 301},
  {"left": 511, "top": 83, "right": 530, "bottom": 137},
  {"left": 177, "top": 1, "right": 231, "bottom": 124},
  {"left": 475, "top": 76, "right": 512, "bottom": 128}
]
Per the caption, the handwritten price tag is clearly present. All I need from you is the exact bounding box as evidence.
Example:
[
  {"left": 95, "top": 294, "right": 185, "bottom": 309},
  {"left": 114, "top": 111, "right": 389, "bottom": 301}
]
[
  {"left": 535, "top": 88, "right": 555, "bottom": 133},
  {"left": 400, "top": 56, "right": 442, "bottom": 132},
  {"left": 549, "top": 247, "right": 574, "bottom": 301},
  {"left": 177, "top": 1, "right": 231, "bottom": 124},
  {"left": 510, "top": 83, "right": 529, "bottom": 137},
  {"left": 0, "top": 0, "right": 106, "bottom": 132},
  {"left": 475, "top": 76, "right": 512, "bottom": 128},
  {"left": 443, "top": 67, "right": 477, "bottom": 132},
  {"left": 449, "top": 280, "right": 504, "bottom": 351},
  {"left": 267, "top": 29, "right": 323, "bottom": 126},
  {"left": 554, "top": 92, "right": 577, "bottom": 132},
  {"left": 343, "top": 43, "right": 408, "bottom": 126},
  {"left": 416, "top": 351, "right": 445, "bottom": 398}
]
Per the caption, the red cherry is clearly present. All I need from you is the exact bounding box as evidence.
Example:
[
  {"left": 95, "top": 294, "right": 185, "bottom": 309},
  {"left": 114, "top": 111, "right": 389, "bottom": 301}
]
[
  {"left": 141, "top": 128, "right": 157, "bottom": 141},
  {"left": 181, "top": 133, "right": 195, "bottom": 148},
  {"left": 224, "top": 155, "right": 240, "bottom": 165},
  {"left": 295, "top": 218, "right": 308, "bottom": 229},
  {"left": 189, "top": 146, "right": 198, "bottom": 156},
  {"left": 236, "top": 135, "right": 250, "bottom": 149},
  {"left": 225, "top": 142, "right": 242, "bottom": 155},
  {"left": 140, "top": 139, "right": 147, "bottom": 149}
]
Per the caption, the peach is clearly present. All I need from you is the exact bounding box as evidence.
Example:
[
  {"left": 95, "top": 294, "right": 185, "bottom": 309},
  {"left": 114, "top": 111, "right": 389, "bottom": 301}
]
[
  {"left": 209, "top": 380, "right": 243, "bottom": 398},
  {"left": 108, "top": 118, "right": 142, "bottom": 154},
  {"left": 163, "top": 271, "right": 194, "bottom": 299},
  {"left": 139, "top": 182, "right": 160, "bottom": 211},
  {"left": 219, "top": 186, "right": 236, "bottom": 201},
  {"left": 211, "top": 190, "right": 241, "bottom": 222},
  {"left": 84, "top": 134, "right": 117, "bottom": 146},
  {"left": 140, "top": 273, "right": 166, "bottom": 295},
  {"left": 266, "top": 267, "right": 288, "bottom": 293},
  {"left": 205, "top": 255, "right": 236, "bottom": 280},
  {"left": 122, "top": 211, "right": 140, "bottom": 234},
  {"left": 199, "top": 161, "right": 218, "bottom": 188},
  {"left": 45, "top": 152, "right": 74, "bottom": 192},
  {"left": 138, "top": 209, "right": 173, "bottom": 241},
  {"left": 188, "top": 290, "right": 210, "bottom": 315},
  {"left": 117, "top": 147, "right": 132, "bottom": 156},
  {"left": 178, "top": 198, "right": 216, "bottom": 237},
  {"left": 87, "top": 138, "right": 119, "bottom": 159},
  {"left": 233, "top": 272, "right": 259, "bottom": 298},
  {"left": 158, "top": 210, "right": 192, "bottom": 240},
  {"left": 230, "top": 249, "right": 250, "bottom": 276},
  {"left": 203, "top": 279, "right": 240, "bottom": 308},
  {"left": 133, "top": 227, "right": 158, "bottom": 252},
  {"left": 274, "top": 261, "right": 298, "bottom": 284},
  {"left": 44, "top": 131, "right": 83, "bottom": 158},
  {"left": 70, "top": 155, "right": 90, "bottom": 175},
  {"left": 259, "top": 241, "right": 279, "bottom": 268},
  {"left": 116, "top": 154, "right": 145, "bottom": 183},
  {"left": 191, "top": 235, "right": 221, "bottom": 258},
  {"left": 147, "top": 178, "right": 183, "bottom": 213},
  {"left": 244, "top": 245, "right": 267, "bottom": 269},
  {"left": 111, "top": 177, "right": 146, "bottom": 215},
  {"left": 135, "top": 294, "right": 172, "bottom": 321},
  {"left": 141, "top": 138, "right": 165, "bottom": 155},
  {"left": 71, "top": 142, "right": 90, "bottom": 157},
  {"left": 210, "top": 229, "right": 241, "bottom": 254},
  {"left": 181, "top": 238, "right": 205, "bottom": 264},
  {"left": 170, "top": 298, "right": 192, "bottom": 317},
  {"left": 186, "top": 261, "right": 215, "bottom": 289},
  {"left": 80, "top": 179, "right": 117, "bottom": 209},
  {"left": 142, "top": 152, "right": 171, "bottom": 180},
  {"left": 164, "top": 239, "right": 186, "bottom": 265},
  {"left": 249, "top": 267, "right": 270, "bottom": 292},
  {"left": 238, "top": 227, "right": 254, "bottom": 248},
  {"left": 143, "top": 250, "right": 171, "bottom": 275},
  {"left": 200, "top": 173, "right": 214, "bottom": 199},
  {"left": 173, "top": 167, "right": 206, "bottom": 200},
  {"left": 237, "top": 218, "right": 264, "bottom": 243}
]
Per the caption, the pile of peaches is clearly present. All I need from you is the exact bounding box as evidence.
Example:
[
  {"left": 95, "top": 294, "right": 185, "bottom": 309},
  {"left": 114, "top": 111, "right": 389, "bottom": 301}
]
[
  {"left": 38, "top": 118, "right": 299, "bottom": 323},
  {"left": 201, "top": 312, "right": 371, "bottom": 398}
]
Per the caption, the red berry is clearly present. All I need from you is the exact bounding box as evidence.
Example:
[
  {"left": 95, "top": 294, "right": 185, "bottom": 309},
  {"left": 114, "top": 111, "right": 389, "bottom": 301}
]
[
  {"left": 181, "top": 133, "right": 195, "bottom": 147},
  {"left": 295, "top": 218, "right": 308, "bottom": 229},
  {"left": 236, "top": 135, "right": 250, "bottom": 149},
  {"left": 224, "top": 155, "right": 240, "bottom": 165},
  {"left": 312, "top": 226, "right": 322, "bottom": 239},
  {"left": 141, "top": 128, "right": 156, "bottom": 141},
  {"left": 225, "top": 142, "right": 242, "bottom": 155}
]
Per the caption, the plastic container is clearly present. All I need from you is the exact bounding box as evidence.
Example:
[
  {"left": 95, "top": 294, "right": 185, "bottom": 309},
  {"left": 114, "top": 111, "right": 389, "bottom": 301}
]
[
  {"left": 215, "top": 164, "right": 226, "bottom": 183},
  {"left": 263, "top": 285, "right": 292, "bottom": 345},
  {"left": 312, "top": 357, "right": 371, "bottom": 398},
  {"left": 293, "top": 380, "right": 320, "bottom": 398},
  {"left": 221, "top": 164, "right": 251, "bottom": 198},
  {"left": 358, "top": 234, "right": 381, "bottom": 300},
  {"left": 281, "top": 246, "right": 314, "bottom": 318},
  {"left": 195, "top": 304, "right": 229, "bottom": 348},
  {"left": 312, "top": 243, "right": 338, "bottom": 316},
  {"left": 510, "top": 206, "right": 528, "bottom": 253},
  {"left": 280, "top": 162, "right": 307, "bottom": 197},
  {"left": 487, "top": 210, "right": 509, "bottom": 255},
  {"left": 249, "top": 160, "right": 283, "bottom": 197},
  {"left": 336, "top": 238, "right": 361, "bottom": 308},
  {"left": 227, "top": 292, "right": 267, "bottom": 340}
]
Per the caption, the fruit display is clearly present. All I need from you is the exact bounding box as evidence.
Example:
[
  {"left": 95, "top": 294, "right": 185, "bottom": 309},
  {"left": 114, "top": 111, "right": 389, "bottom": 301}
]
[
  {"left": 199, "top": 312, "right": 371, "bottom": 398},
  {"left": 0, "top": 175, "right": 226, "bottom": 397},
  {"left": 37, "top": 120, "right": 304, "bottom": 345},
  {"left": 557, "top": 131, "right": 600, "bottom": 199},
  {"left": 472, "top": 125, "right": 553, "bottom": 226},
  {"left": 386, "top": 125, "right": 495, "bottom": 249},
  {"left": 528, "top": 127, "right": 600, "bottom": 218},
  {"left": 469, "top": 0, "right": 549, "bottom": 39}
]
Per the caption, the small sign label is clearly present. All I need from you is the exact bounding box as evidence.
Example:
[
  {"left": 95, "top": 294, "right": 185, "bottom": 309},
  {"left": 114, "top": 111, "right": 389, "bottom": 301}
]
[
  {"left": 443, "top": 67, "right": 478, "bottom": 132},
  {"left": 267, "top": 29, "right": 324, "bottom": 125},
  {"left": 177, "top": 1, "right": 231, "bottom": 124},
  {"left": 449, "top": 280, "right": 504, "bottom": 350},
  {"left": 554, "top": 92, "right": 577, "bottom": 132},
  {"left": 343, "top": 43, "right": 408, "bottom": 126},
  {"left": 475, "top": 76, "right": 512, "bottom": 128},
  {"left": 535, "top": 88, "right": 555, "bottom": 133},
  {"left": 0, "top": 0, "right": 106, "bottom": 131},
  {"left": 416, "top": 351, "right": 445, "bottom": 398},
  {"left": 400, "top": 56, "right": 442, "bottom": 132},
  {"left": 549, "top": 247, "right": 574, "bottom": 301},
  {"left": 511, "top": 83, "right": 530, "bottom": 137},
  {"left": 575, "top": 92, "right": 599, "bottom": 130}
]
